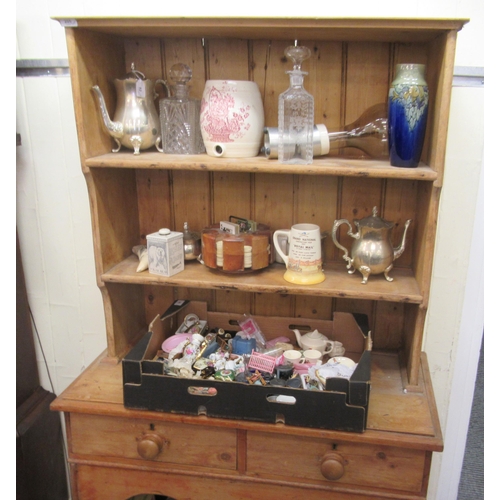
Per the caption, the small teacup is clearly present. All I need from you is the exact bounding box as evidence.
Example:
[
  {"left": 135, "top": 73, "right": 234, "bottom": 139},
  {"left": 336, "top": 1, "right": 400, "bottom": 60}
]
[
  {"left": 300, "top": 349, "right": 323, "bottom": 365},
  {"left": 283, "top": 350, "right": 303, "bottom": 364}
]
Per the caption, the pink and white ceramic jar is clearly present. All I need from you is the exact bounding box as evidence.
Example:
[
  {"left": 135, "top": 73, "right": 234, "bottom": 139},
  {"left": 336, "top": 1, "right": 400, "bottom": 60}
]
[{"left": 200, "top": 80, "right": 264, "bottom": 157}]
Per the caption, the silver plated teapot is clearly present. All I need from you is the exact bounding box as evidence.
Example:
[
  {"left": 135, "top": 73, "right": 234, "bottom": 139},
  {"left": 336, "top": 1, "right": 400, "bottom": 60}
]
[
  {"left": 332, "top": 207, "right": 411, "bottom": 284},
  {"left": 92, "top": 63, "right": 163, "bottom": 155}
]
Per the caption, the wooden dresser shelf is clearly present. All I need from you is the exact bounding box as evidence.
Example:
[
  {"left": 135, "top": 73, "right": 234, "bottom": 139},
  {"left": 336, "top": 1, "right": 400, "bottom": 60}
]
[
  {"left": 85, "top": 152, "right": 439, "bottom": 181},
  {"left": 103, "top": 257, "right": 424, "bottom": 304},
  {"left": 59, "top": 16, "right": 467, "bottom": 42}
]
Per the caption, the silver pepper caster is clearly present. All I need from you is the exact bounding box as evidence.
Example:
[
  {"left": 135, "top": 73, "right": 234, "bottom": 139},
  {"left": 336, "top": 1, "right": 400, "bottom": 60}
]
[{"left": 183, "top": 222, "right": 201, "bottom": 261}]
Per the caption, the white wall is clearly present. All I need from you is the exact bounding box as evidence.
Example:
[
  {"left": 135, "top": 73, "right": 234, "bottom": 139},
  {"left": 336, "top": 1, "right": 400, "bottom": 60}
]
[{"left": 15, "top": 2, "right": 484, "bottom": 499}]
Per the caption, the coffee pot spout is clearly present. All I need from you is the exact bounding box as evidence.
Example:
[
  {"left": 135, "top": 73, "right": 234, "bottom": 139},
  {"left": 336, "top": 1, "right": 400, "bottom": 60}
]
[
  {"left": 92, "top": 85, "right": 124, "bottom": 152},
  {"left": 393, "top": 219, "right": 412, "bottom": 261}
]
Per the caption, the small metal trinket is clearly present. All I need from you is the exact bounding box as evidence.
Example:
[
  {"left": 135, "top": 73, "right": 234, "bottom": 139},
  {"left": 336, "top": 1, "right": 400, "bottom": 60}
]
[{"left": 182, "top": 222, "right": 202, "bottom": 261}]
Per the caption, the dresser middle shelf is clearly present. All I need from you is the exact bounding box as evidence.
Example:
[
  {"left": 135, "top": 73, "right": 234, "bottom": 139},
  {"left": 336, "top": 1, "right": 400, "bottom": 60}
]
[{"left": 101, "top": 256, "right": 423, "bottom": 304}]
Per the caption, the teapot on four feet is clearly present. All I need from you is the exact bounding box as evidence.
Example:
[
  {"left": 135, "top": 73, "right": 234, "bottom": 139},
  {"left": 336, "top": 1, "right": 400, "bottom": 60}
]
[
  {"left": 92, "top": 63, "right": 164, "bottom": 155},
  {"left": 332, "top": 207, "right": 411, "bottom": 284},
  {"left": 293, "top": 329, "right": 334, "bottom": 355}
]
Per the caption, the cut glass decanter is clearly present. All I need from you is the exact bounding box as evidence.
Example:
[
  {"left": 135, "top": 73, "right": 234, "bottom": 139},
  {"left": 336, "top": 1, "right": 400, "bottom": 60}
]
[
  {"left": 158, "top": 63, "right": 205, "bottom": 154},
  {"left": 278, "top": 45, "right": 314, "bottom": 165}
]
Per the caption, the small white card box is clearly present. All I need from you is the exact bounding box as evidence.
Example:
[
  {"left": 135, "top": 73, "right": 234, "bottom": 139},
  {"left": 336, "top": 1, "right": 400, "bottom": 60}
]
[{"left": 146, "top": 228, "right": 184, "bottom": 277}]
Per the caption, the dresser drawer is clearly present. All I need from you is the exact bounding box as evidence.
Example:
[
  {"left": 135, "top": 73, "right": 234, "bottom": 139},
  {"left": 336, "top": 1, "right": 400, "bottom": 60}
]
[
  {"left": 70, "top": 413, "right": 237, "bottom": 470},
  {"left": 247, "top": 432, "right": 427, "bottom": 493}
]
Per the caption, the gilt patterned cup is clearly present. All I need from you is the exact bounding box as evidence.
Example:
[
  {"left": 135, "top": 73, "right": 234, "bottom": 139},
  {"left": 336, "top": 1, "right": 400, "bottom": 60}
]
[{"left": 200, "top": 80, "right": 264, "bottom": 158}]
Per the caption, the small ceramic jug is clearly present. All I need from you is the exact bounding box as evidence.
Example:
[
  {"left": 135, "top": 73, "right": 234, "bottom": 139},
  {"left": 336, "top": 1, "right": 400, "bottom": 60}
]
[{"left": 200, "top": 80, "right": 264, "bottom": 157}]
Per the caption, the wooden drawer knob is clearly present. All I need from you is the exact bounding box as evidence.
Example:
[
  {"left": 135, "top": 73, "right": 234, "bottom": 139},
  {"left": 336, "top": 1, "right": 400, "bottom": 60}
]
[
  {"left": 320, "top": 451, "right": 345, "bottom": 481},
  {"left": 137, "top": 433, "right": 166, "bottom": 460}
]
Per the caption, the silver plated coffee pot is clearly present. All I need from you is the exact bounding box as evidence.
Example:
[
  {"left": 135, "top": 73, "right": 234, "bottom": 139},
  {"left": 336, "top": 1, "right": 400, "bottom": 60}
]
[
  {"left": 92, "top": 63, "right": 163, "bottom": 155},
  {"left": 332, "top": 207, "right": 411, "bottom": 284}
]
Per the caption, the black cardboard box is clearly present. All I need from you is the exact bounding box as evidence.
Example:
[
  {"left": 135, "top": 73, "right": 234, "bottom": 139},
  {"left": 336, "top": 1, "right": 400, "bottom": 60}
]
[{"left": 123, "top": 301, "right": 372, "bottom": 432}]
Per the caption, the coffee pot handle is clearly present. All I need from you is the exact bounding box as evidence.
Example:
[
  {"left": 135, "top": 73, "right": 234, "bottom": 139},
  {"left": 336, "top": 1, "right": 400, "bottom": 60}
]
[
  {"left": 332, "top": 219, "right": 354, "bottom": 269},
  {"left": 154, "top": 79, "right": 170, "bottom": 100}
]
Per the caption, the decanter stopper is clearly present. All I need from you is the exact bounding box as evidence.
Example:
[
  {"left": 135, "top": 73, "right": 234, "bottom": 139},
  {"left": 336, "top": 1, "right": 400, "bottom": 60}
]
[
  {"left": 169, "top": 63, "right": 192, "bottom": 99},
  {"left": 285, "top": 45, "right": 311, "bottom": 71}
]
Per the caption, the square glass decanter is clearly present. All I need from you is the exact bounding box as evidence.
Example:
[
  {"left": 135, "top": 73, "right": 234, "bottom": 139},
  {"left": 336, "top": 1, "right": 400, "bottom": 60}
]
[
  {"left": 278, "top": 45, "right": 314, "bottom": 164},
  {"left": 158, "top": 63, "right": 205, "bottom": 154}
]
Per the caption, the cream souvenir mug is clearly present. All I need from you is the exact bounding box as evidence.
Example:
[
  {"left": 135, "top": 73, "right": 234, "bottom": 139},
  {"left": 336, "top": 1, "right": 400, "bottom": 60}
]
[{"left": 273, "top": 223, "right": 325, "bottom": 284}]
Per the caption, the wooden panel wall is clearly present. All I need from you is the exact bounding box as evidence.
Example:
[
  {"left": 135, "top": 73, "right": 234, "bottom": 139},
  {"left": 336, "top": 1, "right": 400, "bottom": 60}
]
[
  {"left": 91, "top": 168, "right": 140, "bottom": 276},
  {"left": 93, "top": 36, "right": 436, "bottom": 352},
  {"left": 69, "top": 29, "right": 126, "bottom": 160}
]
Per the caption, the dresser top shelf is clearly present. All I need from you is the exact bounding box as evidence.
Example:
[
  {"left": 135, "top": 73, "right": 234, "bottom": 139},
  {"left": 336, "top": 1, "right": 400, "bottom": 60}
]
[{"left": 55, "top": 16, "right": 468, "bottom": 42}]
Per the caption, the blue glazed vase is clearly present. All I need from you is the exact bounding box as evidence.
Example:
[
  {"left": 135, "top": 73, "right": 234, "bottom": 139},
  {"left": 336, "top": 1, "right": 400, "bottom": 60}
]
[{"left": 388, "top": 64, "right": 429, "bottom": 168}]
